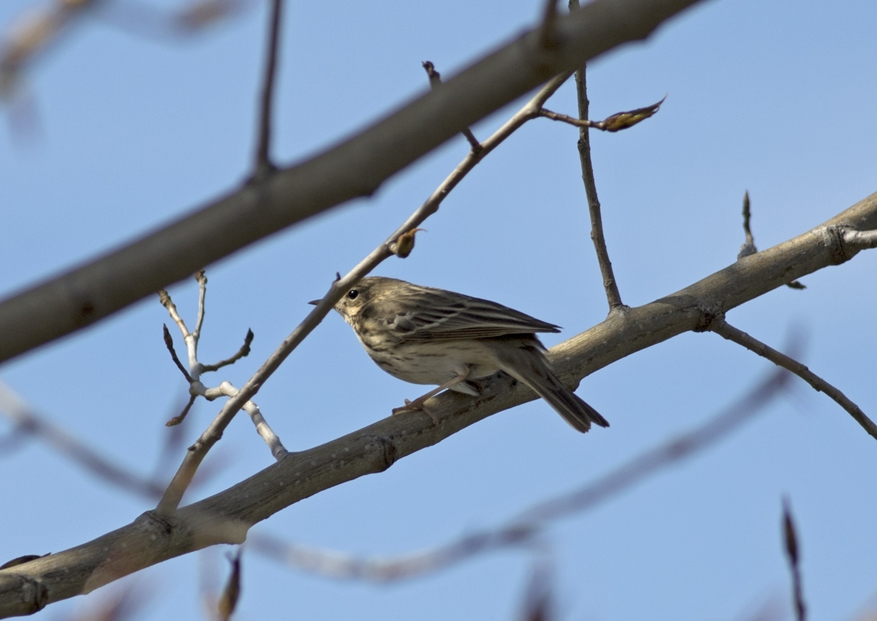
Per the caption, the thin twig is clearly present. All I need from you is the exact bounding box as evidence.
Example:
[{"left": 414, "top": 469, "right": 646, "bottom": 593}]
[
  {"left": 201, "top": 329, "right": 254, "bottom": 373},
  {"left": 538, "top": 96, "right": 663, "bottom": 132},
  {"left": 738, "top": 190, "right": 757, "bottom": 258},
  {"left": 421, "top": 61, "right": 481, "bottom": 153},
  {"left": 782, "top": 498, "right": 807, "bottom": 621},
  {"left": 165, "top": 394, "right": 197, "bottom": 427},
  {"left": 572, "top": 62, "right": 623, "bottom": 310},
  {"left": 709, "top": 316, "right": 877, "bottom": 440},
  {"left": 737, "top": 192, "right": 805, "bottom": 288},
  {"left": 193, "top": 270, "right": 208, "bottom": 340},
  {"left": 252, "top": 0, "right": 283, "bottom": 178},
  {"left": 162, "top": 324, "right": 193, "bottom": 383},
  {"left": 250, "top": 369, "right": 789, "bottom": 581},
  {"left": 154, "top": 71, "right": 575, "bottom": 516}
]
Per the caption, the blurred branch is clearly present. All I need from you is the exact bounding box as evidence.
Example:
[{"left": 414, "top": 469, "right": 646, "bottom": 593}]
[
  {"left": 0, "top": 0, "right": 100, "bottom": 99},
  {"left": 0, "top": 382, "right": 164, "bottom": 499},
  {"left": 216, "top": 548, "right": 242, "bottom": 621},
  {"left": 252, "top": 0, "right": 284, "bottom": 178},
  {"left": 421, "top": 61, "right": 481, "bottom": 153},
  {"left": 251, "top": 368, "right": 789, "bottom": 581},
  {"left": 539, "top": 0, "right": 560, "bottom": 49},
  {"left": 782, "top": 498, "right": 807, "bottom": 621},
  {"left": 0, "top": 0, "right": 710, "bottom": 364},
  {"left": 709, "top": 316, "right": 877, "bottom": 441}
]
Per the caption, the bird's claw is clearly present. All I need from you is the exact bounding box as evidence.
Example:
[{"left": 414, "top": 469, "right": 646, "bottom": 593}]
[{"left": 392, "top": 399, "right": 439, "bottom": 426}]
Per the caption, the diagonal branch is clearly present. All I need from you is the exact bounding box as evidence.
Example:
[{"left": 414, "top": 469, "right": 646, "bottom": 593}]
[
  {"left": 0, "top": 0, "right": 710, "bottom": 365},
  {"left": 708, "top": 316, "right": 877, "bottom": 440},
  {"left": 250, "top": 367, "right": 789, "bottom": 582}
]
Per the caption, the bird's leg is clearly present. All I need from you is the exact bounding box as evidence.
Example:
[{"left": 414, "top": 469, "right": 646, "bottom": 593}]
[{"left": 392, "top": 368, "right": 471, "bottom": 424}]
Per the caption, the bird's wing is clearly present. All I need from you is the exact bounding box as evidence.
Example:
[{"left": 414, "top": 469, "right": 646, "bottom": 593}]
[{"left": 373, "top": 287, "right": 560, "bottom": 341}]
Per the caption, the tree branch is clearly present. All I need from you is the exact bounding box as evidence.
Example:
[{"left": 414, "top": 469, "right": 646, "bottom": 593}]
[
  {"left": 573, "top": 62, "right": 624, "bottom": 310},
  {"left": 0, "top": 0, "right": 709, "bottom": 364},
  {"left": 249, "top": 367, "right": 789, "bottom": 582},
  {"left": 708, "top": 316, "right": 877, "bottom": 440},
  {"left": 1, "top": 191, "right": 875, "bottom": 617},
  {"left": 252, "top": 0, "right": 283, "bottom": 177}
]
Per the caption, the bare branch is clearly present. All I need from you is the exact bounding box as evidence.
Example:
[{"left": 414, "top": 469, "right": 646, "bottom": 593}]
[
  {"left": 843, "top": 227, "right": 877, "bottom": 250},
  {"left": 165, "top": 394, "right": 197, "bottom": 427},
  {"left": 737, "top": 191, "right": 805, "bottom": 288},
  {"left": 572, "top": 64, "right": 624, "bottom": 310},
  {"left": 739, "top": 190, "right": 757, "bottom": 258},
  {"left": 162, "top": 324, "right": 193, "bottom": 383},
  {"left": 201, "top": 329, "right": 254, "bottom": 374},
  {"left": 0, "top": 0, "right": 710, "bottom": 364},
  {"left": 252, "top": 0, "right": 284, "bottom": 178},
  {"left": 0, "top": 382, "right": 164, "bottom": 499},
  {"left": 709, "top": 316, "right": 877, "bottom": 441},
  {"left": 193, "top": 270, "right": 208, "bottom": 340},
  {"left": 250, "top": 368, "right": 787, "bottom": 582},
  {"left": 155, "top": 71, "right": 576, "bottom": 514},
  {"left": 538, "top": 96, "right": 663, "bottom": 132},
  {"left": 2, "top": 193, "right": 876, "bottom": 615}
]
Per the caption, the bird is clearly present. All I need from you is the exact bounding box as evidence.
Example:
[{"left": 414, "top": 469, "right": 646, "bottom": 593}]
[{"left": 317, "top": 276, "right": 608, "bottom": 433}]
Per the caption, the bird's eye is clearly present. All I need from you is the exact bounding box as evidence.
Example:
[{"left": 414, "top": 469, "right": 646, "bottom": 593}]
[{"left": 347, "top": 289, "right": 359, "bottom": 300}]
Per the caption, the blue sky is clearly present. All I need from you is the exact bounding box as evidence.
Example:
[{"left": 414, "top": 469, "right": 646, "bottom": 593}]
[{"left": 1, "top": 0, "right": 876, "bottom": 619}]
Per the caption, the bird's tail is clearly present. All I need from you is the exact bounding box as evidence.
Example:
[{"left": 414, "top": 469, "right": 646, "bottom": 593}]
[{"left": 500, "top": 344, "right": 609, "bottom": 433}]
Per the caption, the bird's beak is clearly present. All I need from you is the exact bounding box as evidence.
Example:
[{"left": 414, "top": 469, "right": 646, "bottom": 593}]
[{"left": 308, "top": 300, "right": 320, "bottom": 306}]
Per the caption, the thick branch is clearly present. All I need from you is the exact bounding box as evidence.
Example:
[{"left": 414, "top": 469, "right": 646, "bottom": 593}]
[
  {"left": 0, "top": 0, "right": 708, "bottom": 364},
  {"left": 1, "top": 191, "right": 875, "bottom": 617}
]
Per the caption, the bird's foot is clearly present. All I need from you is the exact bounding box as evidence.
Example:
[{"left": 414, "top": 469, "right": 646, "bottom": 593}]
[{"left": 392, "top": 399, "right": 439, "bottom": 426}]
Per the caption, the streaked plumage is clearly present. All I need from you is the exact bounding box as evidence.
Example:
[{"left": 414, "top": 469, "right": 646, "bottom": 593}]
[{"left": 326, "top": 276, "right": 609, "bottom": 433}]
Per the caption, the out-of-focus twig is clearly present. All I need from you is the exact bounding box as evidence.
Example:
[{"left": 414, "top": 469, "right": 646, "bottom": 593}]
[
  {"left": 782, "top": 498, "right": 807, "bottom": 621},
  {"left": 0, "top": 381, "right": 165, "bottom": 498},
  {"left": 217, "top": 548, "right": 242, "bottom": 621},
  {"left": 252, "top": 0, "right": 283, "bottom": 178}
]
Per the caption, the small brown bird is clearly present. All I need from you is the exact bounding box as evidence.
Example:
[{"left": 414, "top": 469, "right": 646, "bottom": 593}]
[{"left": 321, "top": 276, "right": 608, "bottom": 433}]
